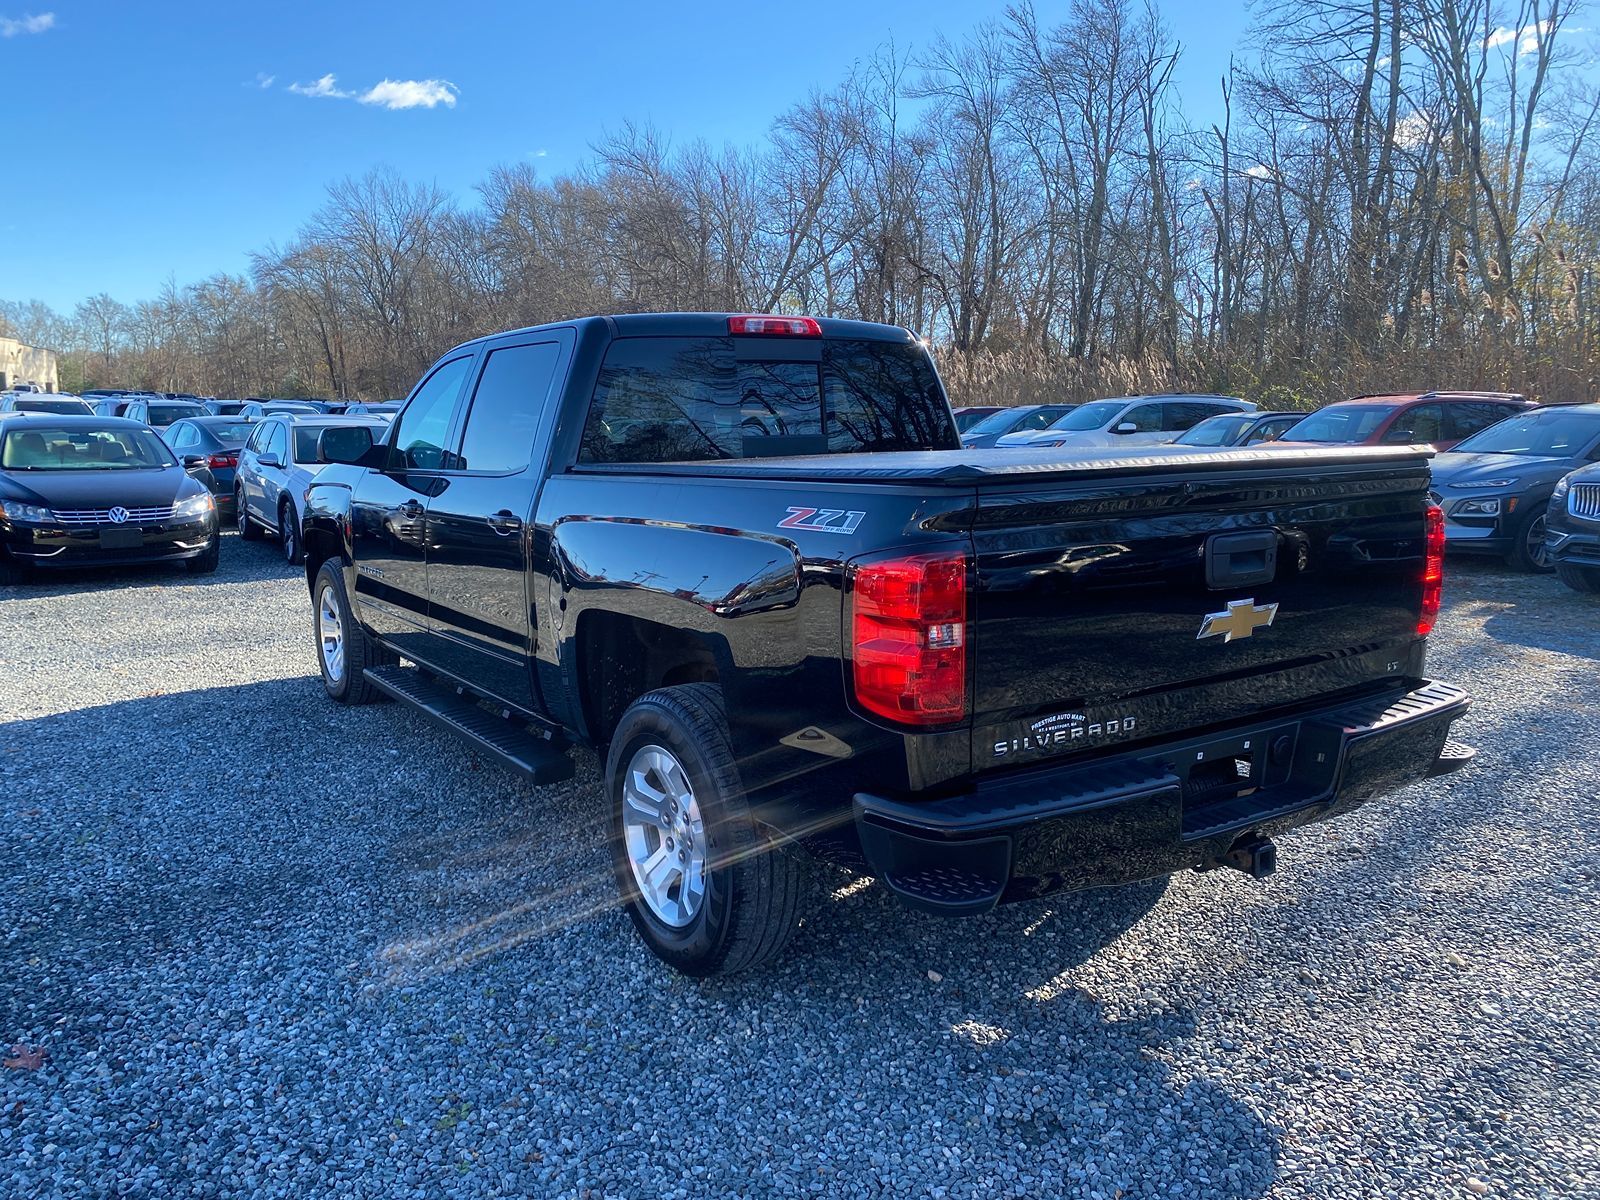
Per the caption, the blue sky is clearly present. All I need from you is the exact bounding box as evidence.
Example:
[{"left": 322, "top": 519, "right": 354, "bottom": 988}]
[{"left": 0, "top": 1, "right": 1258, "bottom": 312}]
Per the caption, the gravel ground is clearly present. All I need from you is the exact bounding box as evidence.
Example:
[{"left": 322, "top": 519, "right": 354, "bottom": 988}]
[{"left": 1, "top": 533, "right": 1597, "bottom": 1200}]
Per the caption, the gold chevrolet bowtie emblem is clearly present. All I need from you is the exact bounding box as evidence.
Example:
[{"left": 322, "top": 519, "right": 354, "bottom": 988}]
[{"left": 1197, "top": 598, "right": 1279, "bottom": 643}]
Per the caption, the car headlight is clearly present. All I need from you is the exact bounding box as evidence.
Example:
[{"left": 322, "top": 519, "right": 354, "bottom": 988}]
[
  {"left": 1552, "top": 475, "right": 1572, "bottom": 502},
  {"left": 173, "top": 492, "right": 216, "bottom": 518},
  {"left": 0, "top": 500, "right": 53, "bottom": 524},
  {"left": 1453, "top": 496, "right": 1502, "bottom": 517}
]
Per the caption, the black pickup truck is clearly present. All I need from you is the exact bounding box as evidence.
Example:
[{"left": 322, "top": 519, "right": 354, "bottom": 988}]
[{"left": 301, "top": 313, "right": 1473, "bottom": 975}]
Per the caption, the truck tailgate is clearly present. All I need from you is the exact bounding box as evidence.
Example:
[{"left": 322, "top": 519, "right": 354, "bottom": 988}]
[{"left": 968, "top": 457, "right": 1433, "bottom": 767}]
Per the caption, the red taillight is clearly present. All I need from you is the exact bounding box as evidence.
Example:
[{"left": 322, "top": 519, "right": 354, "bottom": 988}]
[
  {"left": 727, "top": 314, "right": 822, "bottom": 337},
  {"left": 1418, "top": 503, "right": 1445, "bottom": 636},
  {"left": 206, "top": 452, "right": 238, "bottom": 469},
  {"left": 851, "top": 552, "right": 968, "bottom": 726}
]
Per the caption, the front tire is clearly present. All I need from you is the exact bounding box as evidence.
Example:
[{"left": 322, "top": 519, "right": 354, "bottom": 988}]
[
  {"left": 1505, "top": 506, "right": 1552, "bottom": 573},
  {"left": 605, "top": 684, "right": 805, "bottom": 976},
  {"left": 237, "top": 487, "right": 262, "bottom": 541},
  {"left": 312, "top": 560, "right": 394, "bottom": 704},
  {"left": 1555, "top": 560, "right": 1600, "bottom": 594},
  {"left": 185, "top": 536, "right": 220, "bottom": 575},
  {"left": 281, "top": 499, "right": 304, "bottom": 565}
]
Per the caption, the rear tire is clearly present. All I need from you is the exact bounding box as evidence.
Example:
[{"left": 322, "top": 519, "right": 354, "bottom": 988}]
[
  {"left": 237, "top": 487, "right": 262, "bottom": 541},
  {"left": 313, "top": 560, "right": 394, "bottom": 704},
  {"left": 1504, "top": 506, "right": 1552, "bottom": 573},
  {"left": 281, "top": 499, "right": 304, "bottom": 565},
  {"left": 185, "top": 536, "right": 220, "bottom": 575},
  {"left": 605, "top": 684, "right": 805, "bottom": 976},
  {"left": 1555, "top": 561, "right": 1600, "bottom": 594}
]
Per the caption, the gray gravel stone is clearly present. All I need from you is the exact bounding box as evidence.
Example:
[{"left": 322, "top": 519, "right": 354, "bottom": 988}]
[{"left": 1, "top": 535, "right": 1596, "bottom": 1199}]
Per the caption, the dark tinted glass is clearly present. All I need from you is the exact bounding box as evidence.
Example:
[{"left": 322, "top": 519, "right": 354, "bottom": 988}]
[
  {"left": 580, "top": 337, "right": 955, "bottom": 464},
  {"left": 393, "top": 356, "right": 473, "bottom": 469},
  {"left": 147, "top": 404, "right": 204, "bottom": 426},
  {"left": 454, "top": 342, "right": 563, "bottom": 472},
  {"left": 1446, "top": 402, "right": 1515, "bottom": 441},
  {"left": 1383, "top": 404, "right": 1443, "bottom": 443},
  {"left": 1164, "top": 402, "right": 1231, "bottom": 432}
]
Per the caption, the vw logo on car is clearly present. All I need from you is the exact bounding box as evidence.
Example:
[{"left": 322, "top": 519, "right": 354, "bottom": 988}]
[{"left": 106, "top": 506, "right": 129, "bottom": 524}]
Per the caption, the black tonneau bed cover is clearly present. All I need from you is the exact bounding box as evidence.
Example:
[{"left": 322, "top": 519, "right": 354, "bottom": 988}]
[{"left": 569, "top": 443, "right": 1434, "bottom": 486}]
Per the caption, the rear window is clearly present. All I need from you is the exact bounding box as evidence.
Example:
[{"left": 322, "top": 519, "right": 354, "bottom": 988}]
[
  {"left": 148, "top": 404, "right": 204, "bottom": 426},
  {"left": 578, "top": 337, "right": 957, "bottom": 463},
  {"left": 14, "top": 398, "right": 91, "bottom": 415}
]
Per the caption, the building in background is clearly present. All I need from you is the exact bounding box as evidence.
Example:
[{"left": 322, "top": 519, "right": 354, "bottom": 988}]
[{"left": 0, "top": 337, "right": 60, "bottom": 392}]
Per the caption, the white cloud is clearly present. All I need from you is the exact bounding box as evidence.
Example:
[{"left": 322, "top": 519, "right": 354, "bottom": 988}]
[
  {"left": 357, "top": 78, "right": 458, "bottom": 110},
  {"left": 0, "top": 12, "right": 54, "bottom": 37},
  {"left": 1394, "top": 111, "right": 1435, "bottom": 149},
  {"left": 1243, "top": 163, "right": 1274, "bottom": 180},
  {"left": 288, "top": 73, "right": 352, "bottom": 100},
  {"left": 1484, "top": 19, "right": 1553, "bottom": 55},
  {"left": 534, "top": 148, "right": 548, "bottom": 158},
  {"left": 285, "top": 73, "right": 458, "bottom": 110},
  {"left": 255, "top": 72, "right": 275, "bottom": 89}
]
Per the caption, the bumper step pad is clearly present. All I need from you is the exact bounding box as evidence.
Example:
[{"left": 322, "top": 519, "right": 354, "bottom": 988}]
[{"left": 363, "top": 666, "right": 574, "bottom": 786}]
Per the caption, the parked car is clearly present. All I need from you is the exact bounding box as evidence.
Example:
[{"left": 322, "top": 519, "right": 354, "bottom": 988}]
[
  {"left": 299, "top": 311, "right": 1471, "bottom": 976},
  {"left": 1429, "top": 403, "right": 1600, "bottom": 572},
  {"left": 960, "top": 404, "right": 1078, "bottom": 448},
  {"left": 202, "top": 400, "right": 248, "bottom": 417},
  {"left": 0, "top": 414, "right": 219, "bottom": 583},
  {"left": 1548, "top": 461, "right": 1600, "bottom": 594},
  {"left": 0, "top": 393, "right": 94, "bottom": 416},
  {"left": 163, "top": 416, "right": 255, "bottom": 521},
  {"left": 1278, "top": 391, "right": 1533, "bottom": 452},
  {"left": 1173, "top": 410, "right": 1304, "bottom": 449},
  {"left": 951, "top": 405, "right": 1002, "bottom": 434},
  {"left": 236, "top": 414, "right": 389, "bottom": 563},
  {"left": 998, "top": 394, "right": 1255, "bottom": 449},
  {"left": 123, "top": 397, "right": 207, "bottom": 430},
  {"left": 237, "top": 400, "right": 321, "bottom": 420},
  {"left": 341, "top": 401, "right": 402, "bottom": 420}
]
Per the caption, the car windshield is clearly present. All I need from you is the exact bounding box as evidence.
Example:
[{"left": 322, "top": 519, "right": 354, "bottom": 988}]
[
  {"left": 965, "top": 408, "right": 1031, "bottom": 436},
  {"left": 1282, "top": 404, "right": 1392, "bottom": 443},
  {"left": 953, "top": 408, "right": 997, "bottom": 433},
  {"left": 0, "top": 426, "right": 177, "bottom": 470},
  {"left": 13, "top": 398, "right": 92, "bottom": 415},
  {"left": 1176, "top": 415, "right": 1250, "bottom": 446},
  {"left": 1049, "top": 400, "right": 1130, "bottom": 432},
  {"left": 148, "top": 404, "right": 205, "bottom": 426},
  {"left": 1450, "top": 410, "right": 1600, "bottom": 457}
]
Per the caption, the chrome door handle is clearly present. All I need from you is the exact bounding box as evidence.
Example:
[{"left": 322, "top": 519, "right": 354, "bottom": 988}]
[
  {"left": 397, "top": 500, "right": 424, "bottom": 517},
  {"left": 487, "top": 510, "right": 522, "bottom": 536}
]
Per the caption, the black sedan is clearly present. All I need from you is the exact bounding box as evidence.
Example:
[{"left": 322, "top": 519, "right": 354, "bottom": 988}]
[
  {"left": 1173, "top": 410, "right": 1304, "bottom": 449},
  {"left": 1429, "top": 403, "right": 1600, "bottom": 571},
  {"left": 162, "top": 416, "right": 255, "bottom": 521},
  {"left": 960, "top": 403, "right": 1077, "bottom": 448},
  {"left": 0, "top": 415, "right": 220, "bottom": 584}
]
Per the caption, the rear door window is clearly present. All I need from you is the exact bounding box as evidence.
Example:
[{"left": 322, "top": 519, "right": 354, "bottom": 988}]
[
  {"left": 453, "top": 341, "right": 564, "bottom": 473},
  {"left": 579, "top": 336, "right": 955, "bottom": 463},
  {"left": 1163, "top": 402, "right": 1230, "bottom": 432},
  {"left": 1384, "top": 404, "right": 1444, "bottom": 443}
]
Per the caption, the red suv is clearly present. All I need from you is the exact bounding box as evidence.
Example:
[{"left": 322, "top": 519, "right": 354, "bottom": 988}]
[{"left": 1278, "top": 391, "right": 1535, "bottom": 451}]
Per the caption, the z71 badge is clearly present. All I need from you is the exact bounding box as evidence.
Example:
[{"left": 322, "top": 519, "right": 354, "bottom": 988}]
[{"left": 777, "top": 506, "right": 866, "bottom": 535}]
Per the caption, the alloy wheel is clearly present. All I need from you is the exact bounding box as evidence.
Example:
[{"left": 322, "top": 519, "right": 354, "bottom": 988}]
[
  {"left": 317, "top": 584, "right": 345, "bottom": 683},
  {"left": 621, "top": 743, "right": 707, "bottom": 928}
]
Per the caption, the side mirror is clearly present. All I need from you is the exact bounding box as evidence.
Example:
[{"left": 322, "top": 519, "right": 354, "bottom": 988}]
[
  {"left": 256, "top": 452, "right": 283, "bottom": 469},
  {"left": 182, "top": 454, "right": 206, "bottom": 471},
  {"left": 1114, "top": 421, "right": 1139, "bottom": 434},
  {"left": 317, "top": 425, "right": 375, "bottom": 466}
]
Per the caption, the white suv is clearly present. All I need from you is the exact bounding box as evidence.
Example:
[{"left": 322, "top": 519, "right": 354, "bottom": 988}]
[{"left": 996, "top": 394, "right": 1255, "bottom": 449}]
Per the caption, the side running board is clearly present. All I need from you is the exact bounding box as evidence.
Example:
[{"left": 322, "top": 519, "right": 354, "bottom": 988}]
[{"left": 362, "top": 665, "right": 575, "bottom": 786}]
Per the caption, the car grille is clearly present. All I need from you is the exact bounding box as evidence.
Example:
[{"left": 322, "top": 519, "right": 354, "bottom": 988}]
[
  {"left": 51, "top": 505, "right": 178, "bottom": 526},
  {"left": 1570, "top": 483, "right": 1600, "bottom": 522}
]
